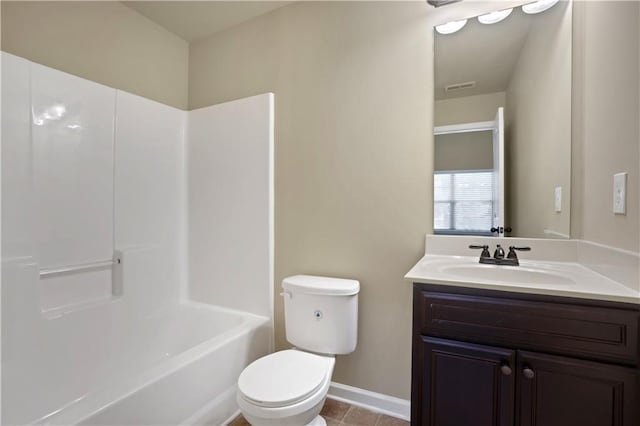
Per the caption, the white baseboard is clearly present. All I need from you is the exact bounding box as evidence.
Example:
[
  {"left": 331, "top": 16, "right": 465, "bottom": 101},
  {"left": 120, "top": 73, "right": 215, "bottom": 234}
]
[
  {"left": 327, "top": 382, "right": 410, "bottom": 421},
  {"left": 214, "top": 382, "right": 411, "bottom": 424},
  {"left": 221, "top": 409, "right": 242, "bottom": 426}
]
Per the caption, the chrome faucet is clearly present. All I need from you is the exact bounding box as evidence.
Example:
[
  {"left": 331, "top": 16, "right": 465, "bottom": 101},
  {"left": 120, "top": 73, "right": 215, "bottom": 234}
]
[{"left": 469, "top": 245, "right": 531, "bottom": 266}]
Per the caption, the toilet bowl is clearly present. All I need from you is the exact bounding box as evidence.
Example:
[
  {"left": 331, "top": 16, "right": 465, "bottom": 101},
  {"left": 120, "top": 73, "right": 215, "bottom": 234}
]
[
  {"left": 236, "top": 275, "right": 359, "bottom": 426},
  {"left": 237, "top": 350, "right": 335, "bottom": 426}
]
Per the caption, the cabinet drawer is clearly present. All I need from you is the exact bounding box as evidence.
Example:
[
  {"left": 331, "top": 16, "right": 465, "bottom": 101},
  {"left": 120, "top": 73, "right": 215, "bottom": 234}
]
[{"left": 416, "top": 290, "right": 640, "bottom": 365}]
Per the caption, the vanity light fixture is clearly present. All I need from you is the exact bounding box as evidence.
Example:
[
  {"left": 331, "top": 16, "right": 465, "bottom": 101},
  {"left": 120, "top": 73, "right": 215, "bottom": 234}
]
[
  {"left": 522, "top": 0, "right": 560, "bottom": 15},
  {"left": 435, "top": 19, "right": 468, "bottom": 35},
  {"left": 427, "top": 0, "right": 461, "bottom": 7},
  {"left": 477, "top": 8, "right": 513, "bottom": 24}
]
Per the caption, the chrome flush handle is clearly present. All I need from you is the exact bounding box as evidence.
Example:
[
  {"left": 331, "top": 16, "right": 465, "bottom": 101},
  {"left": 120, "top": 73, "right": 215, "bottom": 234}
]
[{"left": 280, "top": 291, "right": 293, "bottom": 299}]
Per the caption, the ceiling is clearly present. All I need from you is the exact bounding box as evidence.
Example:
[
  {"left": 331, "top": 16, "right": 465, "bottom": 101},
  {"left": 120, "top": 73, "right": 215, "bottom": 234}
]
[
  {"left": 123, "top": 1, "right": 292, "bottom": 42},
  {"left": 435, "top": 7, "right": 533, "bottom": 100}
]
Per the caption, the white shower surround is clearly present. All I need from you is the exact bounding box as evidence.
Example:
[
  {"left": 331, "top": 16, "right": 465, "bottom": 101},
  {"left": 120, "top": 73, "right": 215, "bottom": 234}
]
[
  {"left": 1, "top": 52, "right": 274, "bottom": 425},
  {"left": 188, "top": 95, "right": 274, "bottom": 319}
]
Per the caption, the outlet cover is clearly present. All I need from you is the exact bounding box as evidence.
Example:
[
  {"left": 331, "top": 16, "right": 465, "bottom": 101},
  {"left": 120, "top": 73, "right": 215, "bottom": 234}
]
[
  {"left": 613, "top": 172, "right": 627, "bottom": 214},
  {"left": 554, "top": 187, "right": 562, "bottom": 212}
]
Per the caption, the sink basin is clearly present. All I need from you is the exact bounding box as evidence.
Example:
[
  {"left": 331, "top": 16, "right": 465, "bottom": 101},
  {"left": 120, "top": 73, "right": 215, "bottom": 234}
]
[{"left": 437, "top": 264, "right": 577, "bottom": 286}]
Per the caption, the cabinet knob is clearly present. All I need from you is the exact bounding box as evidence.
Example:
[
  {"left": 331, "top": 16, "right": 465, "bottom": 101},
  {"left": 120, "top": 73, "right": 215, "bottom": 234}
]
[
  {"left": 522, "top": 366, "right": 535, "bottom": 379},
  {"left": 500, "top": 363, "right": 512, "bottom": 376}
]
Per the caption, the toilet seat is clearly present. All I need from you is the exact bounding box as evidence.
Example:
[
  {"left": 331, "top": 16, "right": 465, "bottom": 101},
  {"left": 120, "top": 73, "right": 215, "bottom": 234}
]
[{"left": 238, "top": 350, "right": 333, "bottom": 408}]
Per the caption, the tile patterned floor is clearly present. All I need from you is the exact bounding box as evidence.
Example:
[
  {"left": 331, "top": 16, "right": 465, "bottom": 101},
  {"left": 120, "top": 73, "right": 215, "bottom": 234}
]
[{"left": 229, "top": 398, "right": 409, "bottom": 426}]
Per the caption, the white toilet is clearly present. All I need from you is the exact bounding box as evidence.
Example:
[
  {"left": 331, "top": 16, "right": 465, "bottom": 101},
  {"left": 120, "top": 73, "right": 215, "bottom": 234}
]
[{"left": 236, "top": 275, "right": 360, "bottom": 426}]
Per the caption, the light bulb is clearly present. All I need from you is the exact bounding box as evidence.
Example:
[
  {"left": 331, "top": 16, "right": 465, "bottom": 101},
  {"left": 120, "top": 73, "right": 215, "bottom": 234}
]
[
  {"left": 522, "top": 0, "right": 560, "bottom": 15},
  {"left": 478, "top": 8, "right": 513, "bottom": 24},
  {"left": 435, "top": 19, "right": 468, "bottom": 35}
]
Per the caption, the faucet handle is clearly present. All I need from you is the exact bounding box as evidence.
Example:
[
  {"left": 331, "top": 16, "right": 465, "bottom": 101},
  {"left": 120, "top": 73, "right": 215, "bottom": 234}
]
[
  {"left": 507, "top": 246, "right": 531, "bottom": 259},
  {"left": 469, "top": 245, "right": 491, "bottom": 258}
]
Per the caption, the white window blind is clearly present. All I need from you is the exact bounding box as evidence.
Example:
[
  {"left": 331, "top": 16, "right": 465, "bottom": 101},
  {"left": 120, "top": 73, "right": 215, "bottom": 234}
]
[{"left": 434, "top": 170, "right": 494, "bottom": 234}]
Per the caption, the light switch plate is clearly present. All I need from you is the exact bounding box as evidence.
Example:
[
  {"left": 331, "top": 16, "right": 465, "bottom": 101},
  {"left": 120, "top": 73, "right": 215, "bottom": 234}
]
[
  {"left": 554, "top": 187, "right": 562, "bottom": 212},
  {"left": 613, "top": 172, "right": 627, "bottom": 214}
]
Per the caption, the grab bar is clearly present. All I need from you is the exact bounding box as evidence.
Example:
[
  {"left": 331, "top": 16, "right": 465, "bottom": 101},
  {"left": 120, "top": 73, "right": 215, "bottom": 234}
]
[{"left": 40, "top": 256, "right": 121, "bottom": 278}]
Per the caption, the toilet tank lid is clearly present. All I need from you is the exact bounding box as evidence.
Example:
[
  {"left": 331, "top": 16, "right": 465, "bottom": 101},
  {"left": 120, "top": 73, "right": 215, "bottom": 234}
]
[{"left": 282, "top": 275, "right": 360, "bottom": 296}]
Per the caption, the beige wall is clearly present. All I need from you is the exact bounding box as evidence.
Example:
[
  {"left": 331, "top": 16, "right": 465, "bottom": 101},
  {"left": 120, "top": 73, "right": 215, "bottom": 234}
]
[
  {"left": 434, "top": 92, "right": 505, "bottom": 126},
  {"left": 1, "top": 1, "right": 189, "bottom": 109},
  {"left": 506, "top": 0, "right": 572, "bottom": 239},
  {"left": 190, "top": 1, "right": 433, "bottom": 399},
  {"left": 435, "top": 131, "right": 493, "bottom": 171},
  {"left": 188, "top": 0, "right": 586, "bottom": 400},
  {"left": 571, "top": 1, "right": 639, "bottom": 253}
]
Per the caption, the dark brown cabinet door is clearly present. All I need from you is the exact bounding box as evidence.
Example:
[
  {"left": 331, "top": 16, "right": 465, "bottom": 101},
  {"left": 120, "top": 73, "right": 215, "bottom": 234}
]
[
  {"left": 517, "top": 350, "right": 640, "bottom": 426},
  {"left": 413, "top": 336, "right": 515, "bottom": 426}
]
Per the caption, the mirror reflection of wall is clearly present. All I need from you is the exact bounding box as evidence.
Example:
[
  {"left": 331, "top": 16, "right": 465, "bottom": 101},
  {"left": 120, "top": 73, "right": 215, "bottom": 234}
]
[{"left": 433, "top": 0, "right": 572, "bottom": 238}]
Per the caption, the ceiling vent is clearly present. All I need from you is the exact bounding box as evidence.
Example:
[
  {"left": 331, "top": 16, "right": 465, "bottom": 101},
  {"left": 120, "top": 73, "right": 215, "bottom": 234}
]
[
  {"left": 445, "top": 81, "right": 476, "bottom": 92},
  {"left": 427, "top": 0, "right": 462, "bottom": 7}
]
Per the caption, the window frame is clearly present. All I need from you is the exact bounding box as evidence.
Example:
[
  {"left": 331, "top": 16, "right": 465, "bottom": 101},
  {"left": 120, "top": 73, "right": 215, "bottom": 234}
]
[{"left": 433, "top": 169, "right": 495, "bottom": 236}]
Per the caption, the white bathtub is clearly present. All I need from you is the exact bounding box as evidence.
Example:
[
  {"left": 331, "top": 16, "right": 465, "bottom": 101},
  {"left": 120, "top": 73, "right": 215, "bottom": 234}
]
[
  {"left": 61, "top": 303, "right": 270, "bottom": 426},
  {"left": 2, "top": 291, "right": 271, "bottom": 425}
]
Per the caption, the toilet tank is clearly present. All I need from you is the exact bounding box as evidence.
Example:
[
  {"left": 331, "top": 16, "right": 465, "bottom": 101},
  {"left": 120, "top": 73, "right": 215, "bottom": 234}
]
[{"left": 282, "top": 275, "right": 359, "bottom": 355}]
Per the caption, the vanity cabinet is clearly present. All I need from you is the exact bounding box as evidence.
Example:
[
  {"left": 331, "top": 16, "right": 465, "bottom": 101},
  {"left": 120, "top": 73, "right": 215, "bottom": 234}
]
[
  {"left": 516, "top": 350, "right": 638, "bottom": 426},
  {"left": 417, "top": 336, "right": 515, "bottom": 426},
  {"left": 411, "top": 284, "right": 640, "bottom": 426}
]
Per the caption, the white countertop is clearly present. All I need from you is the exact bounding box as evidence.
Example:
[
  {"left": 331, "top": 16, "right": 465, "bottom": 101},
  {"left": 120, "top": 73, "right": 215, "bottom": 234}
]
[{"left": 405, "top": 254, "right": 640, "bottom": 305}]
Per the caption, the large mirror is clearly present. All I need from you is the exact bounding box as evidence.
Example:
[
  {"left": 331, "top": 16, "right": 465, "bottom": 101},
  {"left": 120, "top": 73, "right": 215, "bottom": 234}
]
[{"left": 433, "top": 0, "right": 572, "bottom": 238}]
